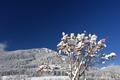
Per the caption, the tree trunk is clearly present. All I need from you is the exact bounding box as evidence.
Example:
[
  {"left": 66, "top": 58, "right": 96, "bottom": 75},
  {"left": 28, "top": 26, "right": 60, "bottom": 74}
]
[
  {"left": 72, "top": 61, "right": 82, "bottom": 80},
  {"left": 72, "top": 61, "right": 88, "bottom": 80}
]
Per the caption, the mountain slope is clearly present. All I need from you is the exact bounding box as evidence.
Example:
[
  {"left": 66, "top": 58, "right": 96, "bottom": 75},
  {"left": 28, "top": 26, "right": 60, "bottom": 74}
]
[{"left": 0, "top": 48, "right": 65, "bottom": 76}]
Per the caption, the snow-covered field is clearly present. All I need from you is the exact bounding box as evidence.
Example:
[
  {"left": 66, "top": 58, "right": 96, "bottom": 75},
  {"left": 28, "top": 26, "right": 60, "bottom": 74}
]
[
  {"left": 1, "top": 76, "right": 70, "bottom": 80},
  {"left": 29, "top": 76, "right": 70, "bottom": 80}
]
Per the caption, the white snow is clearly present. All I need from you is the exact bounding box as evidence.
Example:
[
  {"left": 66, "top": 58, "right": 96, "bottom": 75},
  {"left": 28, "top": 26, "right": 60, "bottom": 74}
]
[
  {"left": 104, "top": 52, "right": 116, "bottom": 60},
  {"left": 70, "top": 33, "right": 75, "bottom": 39},
  {"left": 29, "top": 76, "right": 70, "bottom": 80},
  {"left": 91, "top": 34, "right": 97, "bottom": 41},
  {"left": 62, "top": 32, "right": 65, "bottom": 36},
  {"left": 2, "top": 76, "right": 70, "bottom": 80}
]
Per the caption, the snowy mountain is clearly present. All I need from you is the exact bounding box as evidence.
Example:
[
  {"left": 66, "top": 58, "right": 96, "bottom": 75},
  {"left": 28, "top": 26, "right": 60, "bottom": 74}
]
[
  {"left": 0, "top": 48, "right": 67, "bottom": 76},
  {"left": 86, "top": 65, "right": 120, "bottom": 80}
]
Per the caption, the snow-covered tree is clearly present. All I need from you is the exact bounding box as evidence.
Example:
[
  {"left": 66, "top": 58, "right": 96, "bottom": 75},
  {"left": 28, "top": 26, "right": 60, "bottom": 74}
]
[{"left": 57, "top": 32, "right": 116, "bottom": 80}]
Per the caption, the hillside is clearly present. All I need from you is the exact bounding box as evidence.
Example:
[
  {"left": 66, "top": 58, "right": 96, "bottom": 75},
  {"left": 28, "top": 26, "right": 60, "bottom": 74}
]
[{"left": 0, "top": 48, "right": 66, "bottom": 76}]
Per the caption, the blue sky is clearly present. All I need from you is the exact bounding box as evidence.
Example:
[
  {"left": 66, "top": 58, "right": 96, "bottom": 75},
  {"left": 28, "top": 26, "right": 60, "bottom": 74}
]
[{"left": 0, "top": 0, "right": 120, "bottom": 65}]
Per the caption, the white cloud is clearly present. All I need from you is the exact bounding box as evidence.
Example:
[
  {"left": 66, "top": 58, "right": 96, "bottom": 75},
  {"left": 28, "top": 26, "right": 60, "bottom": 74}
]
[{"left": 0, "top": 43, "right": 7, "bottom": 52}]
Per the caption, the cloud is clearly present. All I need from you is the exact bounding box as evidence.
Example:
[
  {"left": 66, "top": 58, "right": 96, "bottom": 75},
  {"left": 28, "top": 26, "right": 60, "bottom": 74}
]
[{"left": 0, "top": 43, "right": 7, "bottom": 52}]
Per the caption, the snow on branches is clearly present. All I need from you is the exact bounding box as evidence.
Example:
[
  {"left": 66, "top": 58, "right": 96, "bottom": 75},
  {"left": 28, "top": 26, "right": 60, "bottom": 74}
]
[
  {"left": 57, "top": 32, "right": 115, "bottom": 57},
  {"left": 57, "top": 32, "right": 116, "bottom": 80}
]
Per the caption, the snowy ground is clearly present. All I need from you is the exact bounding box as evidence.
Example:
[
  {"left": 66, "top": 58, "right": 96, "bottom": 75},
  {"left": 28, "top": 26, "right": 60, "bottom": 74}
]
[
  {"left": 29, "top": 76, "right": 70, "bottom": 80},
  {"left": 1, "top": 76, "right": 70, "bottom": 80}
]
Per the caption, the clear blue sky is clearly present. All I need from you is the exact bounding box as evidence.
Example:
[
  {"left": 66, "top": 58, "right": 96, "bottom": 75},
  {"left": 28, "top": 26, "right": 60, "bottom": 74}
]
[{"left": 0, "top": 0, "right": 119, "bottom": 65}]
